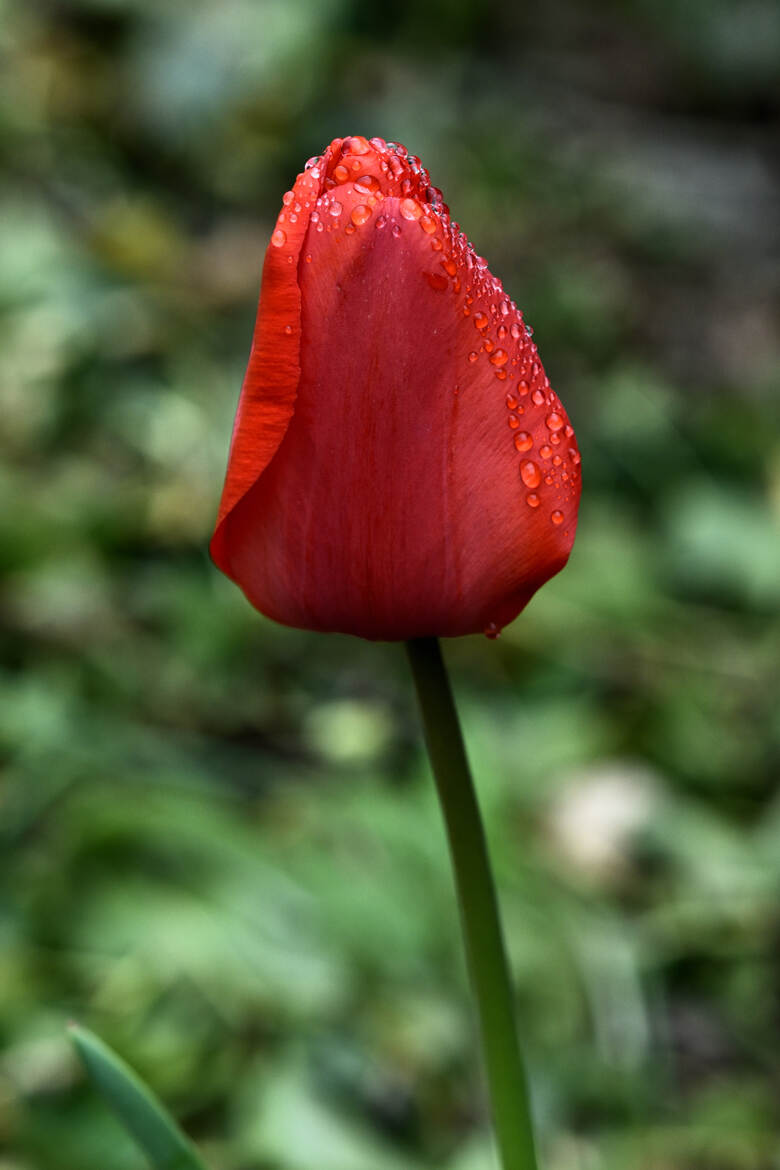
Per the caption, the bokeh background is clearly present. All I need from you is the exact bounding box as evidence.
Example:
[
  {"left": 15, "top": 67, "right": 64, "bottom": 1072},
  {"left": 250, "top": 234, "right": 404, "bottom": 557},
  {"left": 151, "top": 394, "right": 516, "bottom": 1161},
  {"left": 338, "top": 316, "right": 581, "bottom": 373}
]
[{"left": 2, "top": 0, "right": 780, "bottom": 1167}]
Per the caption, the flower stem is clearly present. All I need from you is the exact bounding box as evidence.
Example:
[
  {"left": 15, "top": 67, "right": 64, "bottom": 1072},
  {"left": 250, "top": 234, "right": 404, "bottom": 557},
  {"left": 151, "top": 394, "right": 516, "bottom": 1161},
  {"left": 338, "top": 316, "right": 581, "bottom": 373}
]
[{"left": 405, "top": 637, "right": 539, "bottom": 1170}]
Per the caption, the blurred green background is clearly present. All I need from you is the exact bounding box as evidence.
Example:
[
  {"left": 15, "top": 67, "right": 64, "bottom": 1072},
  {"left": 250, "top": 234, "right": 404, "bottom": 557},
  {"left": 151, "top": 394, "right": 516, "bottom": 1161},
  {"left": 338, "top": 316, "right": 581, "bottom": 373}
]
[{"left": 2, "top": 0, "right": 779, "bottom": 1167}]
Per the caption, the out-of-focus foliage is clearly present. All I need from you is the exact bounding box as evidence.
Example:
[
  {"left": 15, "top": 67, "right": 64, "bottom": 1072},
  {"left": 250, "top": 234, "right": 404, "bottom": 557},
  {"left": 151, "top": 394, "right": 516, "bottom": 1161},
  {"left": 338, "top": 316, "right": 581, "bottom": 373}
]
[{"left": 1, "top": 1, "right": 779, "bottom": 1167}]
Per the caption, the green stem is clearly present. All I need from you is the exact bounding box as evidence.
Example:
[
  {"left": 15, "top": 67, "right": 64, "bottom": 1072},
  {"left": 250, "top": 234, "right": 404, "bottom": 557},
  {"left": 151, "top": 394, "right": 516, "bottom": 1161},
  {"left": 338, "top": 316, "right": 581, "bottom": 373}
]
[{"left": 405, "top": 637, "right": 539, "bottom": 1170}]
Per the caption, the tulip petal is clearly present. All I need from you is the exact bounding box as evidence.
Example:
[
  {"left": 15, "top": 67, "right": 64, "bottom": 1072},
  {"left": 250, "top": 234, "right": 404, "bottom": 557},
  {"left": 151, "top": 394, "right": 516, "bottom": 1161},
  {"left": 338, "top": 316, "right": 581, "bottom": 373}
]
[
  {"left": 212, "top": 138, "right": 581, "bottom": 639},
  {"left": 210, "top": 162, "right": 324, "bottom": 569}
]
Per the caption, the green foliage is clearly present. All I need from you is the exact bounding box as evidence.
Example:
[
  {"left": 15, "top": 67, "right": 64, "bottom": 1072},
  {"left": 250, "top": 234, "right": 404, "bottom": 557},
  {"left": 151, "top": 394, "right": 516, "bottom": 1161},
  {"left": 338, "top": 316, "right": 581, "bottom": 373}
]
[
  {"left": 68, "top": 1025, "right": 208, "bottom": 1170},
  {"left": 1, "top": 1, "right": 778, "bottom": 1168}
]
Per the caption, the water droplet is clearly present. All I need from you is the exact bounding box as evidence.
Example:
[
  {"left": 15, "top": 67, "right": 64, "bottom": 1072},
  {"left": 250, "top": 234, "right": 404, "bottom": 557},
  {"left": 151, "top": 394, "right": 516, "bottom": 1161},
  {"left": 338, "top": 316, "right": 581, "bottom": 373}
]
[
  {"left": 419, "top": 214, "right": 437, "bottom": 234},
  {"left": 484, "top": 338, "right": 495, "bottom": 353},
  {"left": 510, "top": 322, "right": 522, "bottom": 339},
  {"left": 468, "top": 351, "right": 479, "bottom": 363},
  {"left": 345, "top": 222, "right": 356, "bottom": 234},
  {"left": 375, "top": 213, "right": 387, "bottom": 230},
  {"left": 565, "top": 424, "right": 574, "bottom": 438},
  {"left": 284, "top": 324, "right": 292, "bottom": 334},
  {"left": 431, "top": 237, "right": 443, "bottom": 251},
  {"left": 569, "top": 448, "right": 581, "bottom": 465},
  {"left": 271, "top": 228, "right": 287, "bottom": 247},
  {"left": 506, "top": 393, "right": 519, "bottom": 409},
  {"left": 498, "top": 324, "right": 507, "bottom": 340},
  {"left": 354, "top": 174, "right": 380, "bottom": 195},
  {"left": 329, "top": 200, "right": 343, "bottom": 217},
  {"left": 520, "top": 460, "right": 541, "bottom": 488},
  {"left": 474, "top": 312, "right": 488, "bottom": 331},
  {"left": 508, "top": 414, "right": 520, "bottom": 429},
  {"left": 400, "top": 197, "right": 422, "bottom": 220},
  {"left": 546, "top": 411, "right": 564, "bottom": 431},
  {"left": 514, "top": 431, "right": 533, "bottom": 452},
  {"left": 518, "top": 380, "right": 529, "bottom": 396},
  {"left": 526, "top": 493, "right": 540, "bottom": 508},
  {"left": 392, "top": 223, "right": 402, "bottom": 238},
  {"left": 305, "top": 253, "right": 312, "bottom": 263},
  {"left": 552, "top": 454, "right": 562, "bottom": 466},
  {"left": 351, "top": 204, "right": 371, "bottom": 226},
  {"left": 551, "top": 510, "right": 564, "bottom": 525},
  {"left": 495, "top": 369, "right": 507, "bottom": 380},
  {"left": 427, "top": 272, "right": 448, "bottom": 291},
  {"left": 333, "top": 164, "right": 349, "bottom": 183},
  {"left": 282, "top": 191, "right": 294, "bottom": 206},
  {"left": 532, "top": 389, "right": 545, "bottom": 406},
  {"left": 346, "top": 135, "right": 371, "bottom": 155},
  {"left": 484, "top": 622, "right": 501, "bottom": 639},
  {"left": 540, "top": 443, "right": 553, "bottom": 459},
  {"left": 443, "top": 258, "right": 457, "bottom": 276},
  {"left": 489, "top": 348, "right": 508, "bottom": 367}
]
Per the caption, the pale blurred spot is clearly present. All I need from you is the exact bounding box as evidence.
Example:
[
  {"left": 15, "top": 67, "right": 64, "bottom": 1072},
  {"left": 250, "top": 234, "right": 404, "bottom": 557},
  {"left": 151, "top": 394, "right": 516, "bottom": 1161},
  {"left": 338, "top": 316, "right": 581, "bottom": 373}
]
[
  {"left": 303, "top": 699, "right": 395, "bottom": 766},
  {"left": 546, "top": 762, "right": 662, "bottom": 883}
]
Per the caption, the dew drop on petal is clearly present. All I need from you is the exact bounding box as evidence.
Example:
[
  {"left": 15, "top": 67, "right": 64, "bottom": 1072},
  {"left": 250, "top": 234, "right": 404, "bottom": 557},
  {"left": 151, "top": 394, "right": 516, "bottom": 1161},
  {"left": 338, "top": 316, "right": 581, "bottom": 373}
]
[
  {"left": 271, "top": 228, "right": 286, "bottom": 247},
  {"left": 419, "top": 214, "right": 437, "bottom": 234},
  {"left": 375, "top": 213, "right": 387, "bottom": 229},
  {"left": 484, "top": 622, "right": 501, "bottom": 639},
  {"left": 474, "top": 312, "right": 488, "bottom": 331},
  {"left": 333, "top": 164, "right": 349, "bottom": 183},
  {"left": 526, "top": 493, "right": 540, "bottom": 508},
  {"left": 506, "top": 393, "right": 519, "bottom": 409},
  {"left": 540, "top": 443, "right": 553, "bottom": 459},
  {"left": 520, "top": 460, "right": 541, "bottom": 488},
  {"left": 489, "top": 348, "right": 508, "bottom": 367},
  {"left": 427, "top": 272, "right": 448, "bottom": 291},
  {"left": 400, "top": 197, "right": 422, "bottom": 220},
  {"left": 354, "top": 174, "right": 380, "bottom": 195},
  {"left": 351, "top": 204, "right": 371, "bottom": 226},
  {"left": 546, "top": 411, "right": 564, "bottom": 431},
  {"left": 329, "top": 200, "right": 343, "bottom": 217},
  {"left": 284, "top": 324, "right": 292, "bottom": 334},
  {"left": 514, "top": 431, "right": 533, "bottom": 452},
  {"left": 508, "top": 414, "right": 520, "bottom": 429},
  {"left": 518, "top": 380, "right": 529, "bottom": 396},
  {"left": 391, "top": 223, "right": 402, "bottom": 238},
  {"left": 468, "top": 351, "right": 479, "bottom": 363},
  {"left": 551, "top": 510, "right": 564, "bottom": 525},
  {"left": 532, "top": 389, "right": 545, "bottom": 406}
]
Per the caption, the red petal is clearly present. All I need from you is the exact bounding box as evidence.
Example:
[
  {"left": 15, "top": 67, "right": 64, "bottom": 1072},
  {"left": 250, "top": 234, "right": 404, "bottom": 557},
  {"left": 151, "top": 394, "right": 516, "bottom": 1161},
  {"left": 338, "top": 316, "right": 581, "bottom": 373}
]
[
  {"left": 210, "top": 160, "right": 325, "bottom": 568},
  {"left": 212, "top": 138, "right": 581, "bottom": 639}
]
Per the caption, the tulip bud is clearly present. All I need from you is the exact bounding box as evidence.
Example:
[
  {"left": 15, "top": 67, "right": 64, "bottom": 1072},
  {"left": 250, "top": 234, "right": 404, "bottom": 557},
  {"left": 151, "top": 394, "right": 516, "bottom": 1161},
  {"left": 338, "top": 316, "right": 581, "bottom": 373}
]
[{"left": 211, "top": 136, "right": 581, "bottom": 640}]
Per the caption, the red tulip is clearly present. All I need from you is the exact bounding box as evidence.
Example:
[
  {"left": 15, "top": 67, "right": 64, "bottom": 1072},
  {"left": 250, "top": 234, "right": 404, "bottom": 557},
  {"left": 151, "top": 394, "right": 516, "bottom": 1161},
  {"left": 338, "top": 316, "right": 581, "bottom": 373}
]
[{"left": 211, "top": 136, "right": 581, "bottom": 640}]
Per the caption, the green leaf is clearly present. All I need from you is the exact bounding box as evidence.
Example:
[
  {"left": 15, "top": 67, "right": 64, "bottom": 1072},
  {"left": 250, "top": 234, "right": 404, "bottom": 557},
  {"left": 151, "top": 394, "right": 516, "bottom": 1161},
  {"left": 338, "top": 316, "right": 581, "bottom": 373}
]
[{"left": 68, "top": 1023, "right": 208, "bottom": 1170}]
